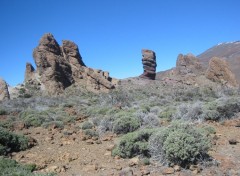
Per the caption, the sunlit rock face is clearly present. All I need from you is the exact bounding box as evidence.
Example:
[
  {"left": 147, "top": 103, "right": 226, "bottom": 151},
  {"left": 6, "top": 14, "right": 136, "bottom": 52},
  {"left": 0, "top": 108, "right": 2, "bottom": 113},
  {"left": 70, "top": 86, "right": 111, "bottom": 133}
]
[
  {"left": 140, "top": 49, "right": 157, "bottom": 80},
  {"left": 25, "top": 33, "right": 117, "bottom": 95}
]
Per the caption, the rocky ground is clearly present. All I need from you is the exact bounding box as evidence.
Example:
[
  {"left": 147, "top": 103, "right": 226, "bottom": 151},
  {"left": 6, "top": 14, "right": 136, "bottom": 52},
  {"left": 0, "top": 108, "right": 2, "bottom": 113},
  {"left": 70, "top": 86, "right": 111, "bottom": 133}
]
[{"left": 7, "top": 116, "right": 240, "bottom": 176}]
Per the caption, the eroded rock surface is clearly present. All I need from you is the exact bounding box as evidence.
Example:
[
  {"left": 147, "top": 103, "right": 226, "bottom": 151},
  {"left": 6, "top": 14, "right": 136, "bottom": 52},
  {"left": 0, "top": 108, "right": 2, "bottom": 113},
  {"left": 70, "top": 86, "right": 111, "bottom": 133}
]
[
  {"left": 176, "top": 53, "right": 203, "bottom": 76},
  {"left": 140, "top": 49, "right": 157, "bottom": 80},
  {"left": 26, "top": 33, "right": 117, "bottom": 94},
  {"left": 0, "top": 78, "right": 10, "bottom": 101},
  {"left": 206, "top": 57, "right": 238, "bottom": 87}
]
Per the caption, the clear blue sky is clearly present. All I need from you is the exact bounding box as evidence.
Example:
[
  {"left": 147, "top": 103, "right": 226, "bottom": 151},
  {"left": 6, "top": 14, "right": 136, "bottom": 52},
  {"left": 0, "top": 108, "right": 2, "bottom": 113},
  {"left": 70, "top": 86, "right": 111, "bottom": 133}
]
[{"left": 0, "top": 0, "right": 239, "bottom": 86}]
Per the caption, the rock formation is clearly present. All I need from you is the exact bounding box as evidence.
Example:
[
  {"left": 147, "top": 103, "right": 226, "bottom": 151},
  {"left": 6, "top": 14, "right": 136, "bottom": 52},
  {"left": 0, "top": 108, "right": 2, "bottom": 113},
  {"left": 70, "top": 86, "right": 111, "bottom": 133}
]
[
  {"left": 140, "top": 49, "right": 157, "bottom": 80},
  {"left": 24, "top": 62, "right": 36, "bottom": 82},
  {"left": 25, "top": 33, "right": 117, "bottom": 94},
  {"left": 176, "top": 54, "right": 203, "bottom": 76},
  {"left": 206, "top": 57, "right": 238, "bottom": 87},
  {"left": 0, "top": 78, "right": 10, "bottom": 101}
]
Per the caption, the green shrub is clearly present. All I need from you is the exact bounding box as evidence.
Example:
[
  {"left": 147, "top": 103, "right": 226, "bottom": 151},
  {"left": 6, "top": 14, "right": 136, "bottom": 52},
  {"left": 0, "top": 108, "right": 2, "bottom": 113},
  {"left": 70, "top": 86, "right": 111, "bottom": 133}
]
[
  {"left": 0, "top": 157, "right": 55, "bottom": 176},
  {"left": 0, "top": 127, "right": 29, "bottom": 155},
  {"left": 83, "top": 129, "right": 99, "bottom": 137},
  {"left": 149, "top": 121, "right": 211, "bottom": 167},
  {"left": 113, "top": 116, "right": 140, "bottom": 134},
  {"left": 158, "top": 107, "right": 176, "bottom": 120},
  {"left": 112, "top": 129, "right": 156, "bottom": 158},
  {"left": 81, "top": 121, "right": 94, "bottom": 130},
  {"left": 19, "top": 110, "right": 47, "bottom": 127},
  {"left": 0, "top": 109, "right": 7, "bottom": 115}
]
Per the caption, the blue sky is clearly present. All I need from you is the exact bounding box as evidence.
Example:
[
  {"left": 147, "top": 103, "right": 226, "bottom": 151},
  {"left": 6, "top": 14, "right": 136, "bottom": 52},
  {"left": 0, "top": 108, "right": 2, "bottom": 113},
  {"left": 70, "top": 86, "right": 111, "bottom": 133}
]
[{"left": 0, "top": 0, "right": 239, "bottom": 86}]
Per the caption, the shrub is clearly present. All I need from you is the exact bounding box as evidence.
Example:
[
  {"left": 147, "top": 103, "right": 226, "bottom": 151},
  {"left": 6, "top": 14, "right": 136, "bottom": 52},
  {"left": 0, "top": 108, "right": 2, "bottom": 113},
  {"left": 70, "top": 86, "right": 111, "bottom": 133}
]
[
  {"left": 0, "top": 109, "right": 7, "bottom": 115},
  {"left": 113, "top": 116, "right": 140, "bottom": 134},
  {"left": 0, "top": 157, "right": 55, "bottom": 176},
  {"left": 112, "top": 129, "right": 156, "bottom": 158},
  {"left": 135, "top": 111, "right": 160, "bottom": 128},
  {"left": 149, "top": 121, "right": 211, "bottom": 167},
  {"left": 83, "top": 129, "right": 99, "bottom": 137},
  {"left": 173, "top": 102, "right": 204, "bottom": 121},
  {"left": 19, "top": 110, "right": 47, "bottom": 127},
  {"left": 0, "top": 127, "right": 29, "bottom": 155},
  {"left": 81, "top": 121, "right": 94, "bottom": 130}
]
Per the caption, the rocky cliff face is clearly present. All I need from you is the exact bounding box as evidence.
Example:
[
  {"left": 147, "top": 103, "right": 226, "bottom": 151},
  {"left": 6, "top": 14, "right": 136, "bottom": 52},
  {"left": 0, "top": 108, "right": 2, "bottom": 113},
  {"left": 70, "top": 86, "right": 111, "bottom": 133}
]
[
  {"left": 140, "top": 49, "right": 157, "bottom": 80},
  {"left": 25, "top": 33, "right": 117, "bottom": 94},
  {"left": 176, "top": 54, "right": 203, "bottom": 76},
  {"left": 0, "top": 78, "right": 10, "bottom": 101},
  {"left": 206, "top": 57, "right": 238, "bottom": 87}
]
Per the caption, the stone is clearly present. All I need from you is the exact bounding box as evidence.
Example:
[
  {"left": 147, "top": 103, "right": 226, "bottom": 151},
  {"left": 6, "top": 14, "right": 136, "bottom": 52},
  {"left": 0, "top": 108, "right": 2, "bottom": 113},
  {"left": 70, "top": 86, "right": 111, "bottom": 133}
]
[
  {"left": 173, "top": 165, "right": 181, "bottom": 172},
  {"left": 176, "top": 53, "right": 203, "bottom": 76},
  {"left": 128, "top": 156, "right": 140, "bottom": 166},
  {"left": 0, "top": 78, "right": 10, "bottom": 101},
  {"left": 24, "top": 62, "right": 35, "bottom": 82},
  {"left": 119, "top": 167, "right": 133, "bottom": 176},
  {"left": 140, "top": 49, "right": 157, "bottom": 80},
  {"left": 206, "top": 57, "right": 238, "bottom": 87},
  {"left": 229, "top": 139, "right": 238, "bottom": 145},
  {"left": 162, "top": 167, "right": 175, "bottom": 175},
  {"left": 27, "top": 33, "right": 118, "bottom": 94}
]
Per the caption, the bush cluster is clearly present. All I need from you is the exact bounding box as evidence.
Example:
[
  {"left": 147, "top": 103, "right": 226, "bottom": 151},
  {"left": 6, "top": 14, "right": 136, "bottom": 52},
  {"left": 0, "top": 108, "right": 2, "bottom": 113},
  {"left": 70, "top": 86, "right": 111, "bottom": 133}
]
[
  {"left": 0, "top": 127, "right": 29, "bottom": 155},
  {"left": 0, "top": 157, "right": 55, "bottom": 176},
  {"left": 112, "top": 129, "right": 156, "bottom": 158},
  {"left": 149, "top": 121, "right": 211, "bottom": 167},
  {"left": 113, "top": 116, "right": 140, "bottom": 134}
]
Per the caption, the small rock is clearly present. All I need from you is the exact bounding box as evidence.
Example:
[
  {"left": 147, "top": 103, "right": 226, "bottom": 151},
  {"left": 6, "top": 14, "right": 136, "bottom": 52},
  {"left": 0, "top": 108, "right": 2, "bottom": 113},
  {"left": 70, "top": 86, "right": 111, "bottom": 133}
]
[
  {"left": 128, "top": 156, "right": 140, "bottom": 166},
  {"left": 162, "top": 167, "right": 175, "bottom": 175},
  {"left": 141, "top": 169, "right": 150, "bottom": 175},
  {"left": 84, "top": 164, "right": 99, "bottom": 171},
  {"left": 104, "top": 151, "right": 112, "bottom": 156},
  {"left": 229, "top": 139, "right": 238, "bottom": 145},
  {"left": 173, "top": 165, "right": 181, "bottom": 172},
  {"left": 95, "top": 140, "right": 102, "bottom": 144},
  {"left": 45, "top": 165, "right": 59, "bottom": 173},
  {"left": 106, "top": 144, "right": 115, "bottom": 151},
  {"left": 189, "top": 165, "right": 201, "bottom": 173},
  {"left": 86, "top": 139, "right": 94, "bottom": 145},
  {"left": 119, "top": 167, "right": 133, "bottom": 176}
]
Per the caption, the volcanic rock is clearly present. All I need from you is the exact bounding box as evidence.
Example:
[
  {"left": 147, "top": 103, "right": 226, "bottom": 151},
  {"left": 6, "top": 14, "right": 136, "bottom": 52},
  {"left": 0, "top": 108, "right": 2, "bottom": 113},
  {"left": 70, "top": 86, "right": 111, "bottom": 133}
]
[
  {"left": 206, "top": 57, "right": 238, "bottom": 87},
  {"left": 24, "top": 62, "right": 36, "bottom": 82},
  {"left": 0, "top": 78, "right": 10, "bottom": 101},
  {"left": 27, "top": 33, "right": 117, "bottom": 94},
  {"left": 140, "top": 49, "right": 157, "bottom": 80},
  {"left": 176, "top": 53, "right": 203, "bottom": 76}
]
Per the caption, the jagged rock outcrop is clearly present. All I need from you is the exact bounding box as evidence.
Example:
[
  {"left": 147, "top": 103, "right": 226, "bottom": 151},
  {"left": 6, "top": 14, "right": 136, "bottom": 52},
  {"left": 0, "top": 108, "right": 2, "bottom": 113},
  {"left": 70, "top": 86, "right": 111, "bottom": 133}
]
[
  {"left": 26, "top": 33, "right": 117, "bottom": 94},
  {"left": 206, "top": 57, "right": 238, "bottom": 87},
  {"left": 140, "top": 49, "right": 157, "bottom": 80},
  {"left": 24, "top": 62, "right": 36, "bottom": 82},
  {"left": 176, "top": 54, "right": 203, "bottom": 76},
  {"left": 0, "top": 78, "right": 10, "bottom": 101}
]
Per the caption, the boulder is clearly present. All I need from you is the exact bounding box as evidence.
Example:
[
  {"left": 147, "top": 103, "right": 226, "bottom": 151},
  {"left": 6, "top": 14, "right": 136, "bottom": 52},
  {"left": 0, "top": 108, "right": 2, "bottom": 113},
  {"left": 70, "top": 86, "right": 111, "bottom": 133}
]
[
  {"left": 0, "top": 78, "right": 10, "bottom": 101},
  {"left": 206, "top": 57, "right": 238, "bottom": 87},
  {"left": 140, "top": 49, "right": 157, "bottom": 80}
]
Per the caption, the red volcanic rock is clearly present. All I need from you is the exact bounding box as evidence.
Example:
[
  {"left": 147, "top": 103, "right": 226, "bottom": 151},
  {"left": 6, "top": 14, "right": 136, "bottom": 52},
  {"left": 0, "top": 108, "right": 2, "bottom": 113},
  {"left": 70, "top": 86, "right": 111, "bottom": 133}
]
[
  {"left": 206, "top": 57, "right": 238, "bottom": 87},
  {"left": 0, "top": 78, "right": 10, "bottom": 101},
  {"left": 25, "top": 33, "right": 117, "bottom": 94},
  {"left": 140, "top": 49, "right": 157, "bottom": 80},
  {"left": 176, "top": 53, "right": 203, "bottom": 76}
]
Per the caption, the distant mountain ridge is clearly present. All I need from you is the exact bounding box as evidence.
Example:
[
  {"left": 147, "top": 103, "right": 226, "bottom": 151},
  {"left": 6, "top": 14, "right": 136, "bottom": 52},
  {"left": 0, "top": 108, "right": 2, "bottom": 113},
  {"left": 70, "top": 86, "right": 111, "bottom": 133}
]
[{"left": 197, "top": 41, "right": 240, "bottom": 83}]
